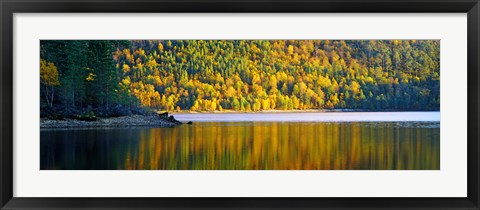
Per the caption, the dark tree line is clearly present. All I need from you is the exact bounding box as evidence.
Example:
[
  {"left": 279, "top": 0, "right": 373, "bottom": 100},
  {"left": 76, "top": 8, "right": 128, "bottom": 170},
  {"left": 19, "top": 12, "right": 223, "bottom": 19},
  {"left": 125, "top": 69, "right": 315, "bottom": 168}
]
[{"left": 40, "top": 40, "right": 137, "bottom": 117}]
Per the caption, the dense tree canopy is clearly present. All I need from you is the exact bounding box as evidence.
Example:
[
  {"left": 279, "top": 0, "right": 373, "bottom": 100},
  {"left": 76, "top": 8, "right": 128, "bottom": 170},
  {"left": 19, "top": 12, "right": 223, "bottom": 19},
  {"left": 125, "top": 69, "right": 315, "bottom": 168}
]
[{"left": 40, "top": 40, "right": 440, "bottom": 117}]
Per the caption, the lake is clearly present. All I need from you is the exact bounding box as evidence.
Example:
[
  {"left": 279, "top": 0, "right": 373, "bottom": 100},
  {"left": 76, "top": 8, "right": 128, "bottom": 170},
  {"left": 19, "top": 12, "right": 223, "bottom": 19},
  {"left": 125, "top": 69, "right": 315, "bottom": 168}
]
[{"left": 40, "top": 112, "right": 440, "bottom": 170}]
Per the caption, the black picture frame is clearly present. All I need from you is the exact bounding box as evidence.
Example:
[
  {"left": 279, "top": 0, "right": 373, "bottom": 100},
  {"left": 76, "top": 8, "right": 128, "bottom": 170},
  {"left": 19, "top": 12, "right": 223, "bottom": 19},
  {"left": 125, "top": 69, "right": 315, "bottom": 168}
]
[{"left": 1, "top": 0, "right": 479, "bottom": 209}]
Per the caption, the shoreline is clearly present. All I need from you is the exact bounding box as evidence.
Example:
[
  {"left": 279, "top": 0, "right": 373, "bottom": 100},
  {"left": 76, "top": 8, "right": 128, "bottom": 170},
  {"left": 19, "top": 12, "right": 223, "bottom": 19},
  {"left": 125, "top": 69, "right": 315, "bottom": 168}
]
[
  {"left": 41, "top": 111, "right": 440, "bottom": 129},
  {"left": 40, "top": 115, "right": 182, "bottom": 129}
]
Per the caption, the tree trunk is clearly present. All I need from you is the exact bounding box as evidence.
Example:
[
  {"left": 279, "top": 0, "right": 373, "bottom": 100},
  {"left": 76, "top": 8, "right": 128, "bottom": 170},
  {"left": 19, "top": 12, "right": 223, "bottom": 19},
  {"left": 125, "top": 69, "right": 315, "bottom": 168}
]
[
  {"left": 72, "top": 88, "right": 75, "bottom": 108},
  {"left": 50, "top": 86, "right": 55, "bottom": 107},
  {"left": 106, "top": 85, "right": 109, "bottom": 111},
  {"left": 43, "top": 85, "right": 51, "bottom": 107}
]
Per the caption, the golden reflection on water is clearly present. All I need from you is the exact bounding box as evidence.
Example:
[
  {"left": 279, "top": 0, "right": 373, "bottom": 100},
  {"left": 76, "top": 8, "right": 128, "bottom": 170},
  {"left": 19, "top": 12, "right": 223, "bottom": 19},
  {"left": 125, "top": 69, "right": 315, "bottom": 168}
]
[{"left": 40, "top": 122, "right": 440, "bottom": 170}]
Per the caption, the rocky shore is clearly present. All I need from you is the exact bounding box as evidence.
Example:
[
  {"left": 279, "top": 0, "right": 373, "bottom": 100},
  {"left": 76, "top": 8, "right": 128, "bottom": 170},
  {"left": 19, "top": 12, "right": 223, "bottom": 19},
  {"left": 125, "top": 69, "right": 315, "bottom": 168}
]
[{"left": 40, "top": 114, "right": 184, "bottom": 129}]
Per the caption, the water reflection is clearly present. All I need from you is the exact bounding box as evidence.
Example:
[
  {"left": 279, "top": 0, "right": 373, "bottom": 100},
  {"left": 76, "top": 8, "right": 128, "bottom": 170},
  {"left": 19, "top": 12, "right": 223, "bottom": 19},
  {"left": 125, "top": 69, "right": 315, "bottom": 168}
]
[{"left": 40, "top": 122, "right": 440, "bottom": 170}]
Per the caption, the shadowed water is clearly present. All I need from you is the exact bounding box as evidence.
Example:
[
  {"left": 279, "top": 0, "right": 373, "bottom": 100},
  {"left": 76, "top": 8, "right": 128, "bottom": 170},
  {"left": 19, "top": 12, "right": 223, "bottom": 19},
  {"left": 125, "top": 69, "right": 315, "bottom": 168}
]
[{"left": 40, "top": 121, "right": 440, "bottom": 170}]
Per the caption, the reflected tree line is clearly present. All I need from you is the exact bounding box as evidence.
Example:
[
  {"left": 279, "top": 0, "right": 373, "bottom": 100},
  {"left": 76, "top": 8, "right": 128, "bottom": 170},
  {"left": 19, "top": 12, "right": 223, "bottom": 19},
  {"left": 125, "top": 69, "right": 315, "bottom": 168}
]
[{"left": 41, "top": 122, "right": 439, "bottom": 170}]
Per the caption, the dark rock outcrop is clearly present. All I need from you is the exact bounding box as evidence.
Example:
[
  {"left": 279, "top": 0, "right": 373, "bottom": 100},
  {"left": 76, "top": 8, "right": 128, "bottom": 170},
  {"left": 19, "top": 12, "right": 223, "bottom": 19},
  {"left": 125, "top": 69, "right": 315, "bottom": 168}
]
[{"left": 158, "top": 112, "right": 169, "bottom": 117}]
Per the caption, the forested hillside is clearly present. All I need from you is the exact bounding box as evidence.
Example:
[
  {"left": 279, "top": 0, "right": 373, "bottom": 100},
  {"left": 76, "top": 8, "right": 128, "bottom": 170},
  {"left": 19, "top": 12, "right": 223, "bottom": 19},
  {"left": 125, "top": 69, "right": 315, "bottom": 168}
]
[{"left": 40, "top": 40, "right": 439, "bottom": 117}]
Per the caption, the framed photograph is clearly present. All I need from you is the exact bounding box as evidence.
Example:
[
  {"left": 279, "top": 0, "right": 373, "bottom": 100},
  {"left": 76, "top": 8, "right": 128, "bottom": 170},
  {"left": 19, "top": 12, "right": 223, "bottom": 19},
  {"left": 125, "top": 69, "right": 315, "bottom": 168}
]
[{"left": 1, "top": 0, "right": 479, "bottom": 209}]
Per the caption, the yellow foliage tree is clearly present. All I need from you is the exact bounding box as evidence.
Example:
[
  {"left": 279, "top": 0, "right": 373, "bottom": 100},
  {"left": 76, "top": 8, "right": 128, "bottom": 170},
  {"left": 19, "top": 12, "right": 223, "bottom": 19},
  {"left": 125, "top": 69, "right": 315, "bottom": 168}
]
[{"left": 40, "top": 59, "right": 60, "bottom": 107}]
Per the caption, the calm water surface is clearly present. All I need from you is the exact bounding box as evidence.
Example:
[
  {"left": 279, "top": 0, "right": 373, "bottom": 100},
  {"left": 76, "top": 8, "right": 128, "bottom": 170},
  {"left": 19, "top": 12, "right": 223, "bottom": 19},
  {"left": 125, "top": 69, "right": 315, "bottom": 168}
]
[{"left": 41, "top": 112, "right": 440, "bottom": 170}]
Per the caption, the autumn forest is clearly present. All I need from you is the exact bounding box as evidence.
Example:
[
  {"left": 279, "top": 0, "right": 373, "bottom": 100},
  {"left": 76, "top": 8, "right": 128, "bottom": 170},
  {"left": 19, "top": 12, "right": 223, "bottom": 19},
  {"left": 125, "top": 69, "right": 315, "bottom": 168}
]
[{"left": 40, "top": 40, "right": 440, "bottom": 118}]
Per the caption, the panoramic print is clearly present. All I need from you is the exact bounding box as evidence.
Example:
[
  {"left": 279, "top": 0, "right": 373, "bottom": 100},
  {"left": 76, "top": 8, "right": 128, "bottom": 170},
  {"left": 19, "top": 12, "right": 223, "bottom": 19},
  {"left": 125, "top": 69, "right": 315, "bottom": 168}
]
[{"left": 40, "top": 40, "right": 440, "bottom": 170}]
